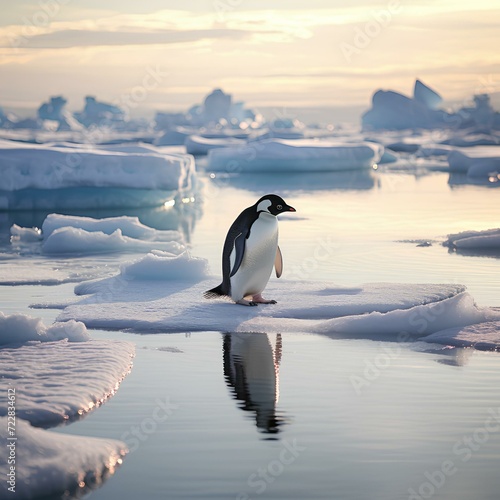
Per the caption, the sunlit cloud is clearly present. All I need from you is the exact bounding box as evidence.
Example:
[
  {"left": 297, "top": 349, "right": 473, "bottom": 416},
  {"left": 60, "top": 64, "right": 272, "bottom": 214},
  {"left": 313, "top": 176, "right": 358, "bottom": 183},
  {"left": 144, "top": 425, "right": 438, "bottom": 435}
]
[{"left": 0, "top": 3, "right": 499, "bottom": 113}]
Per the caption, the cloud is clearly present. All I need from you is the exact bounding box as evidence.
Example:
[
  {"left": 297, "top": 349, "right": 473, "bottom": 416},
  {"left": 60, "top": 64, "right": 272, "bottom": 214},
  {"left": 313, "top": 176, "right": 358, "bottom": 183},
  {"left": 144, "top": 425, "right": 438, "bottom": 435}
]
[{"left": 1, "top": 27, "right": 254, "bottom": 49}]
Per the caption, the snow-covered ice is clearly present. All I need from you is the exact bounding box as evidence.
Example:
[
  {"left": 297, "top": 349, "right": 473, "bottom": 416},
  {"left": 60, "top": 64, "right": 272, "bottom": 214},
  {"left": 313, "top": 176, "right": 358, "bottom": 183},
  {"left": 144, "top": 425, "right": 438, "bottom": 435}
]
[
  {"left": 444, "top": 228, "right": 500, "bottom": 251},
  {"left": 11, "top": 213, "right": 186, "bottom": 256},
  {"left": 42, "top": 227, "right": 185, "bottom": 255},
  {"left": 0, "top": 416, "right": 127, "bottom": 499},
  {"left": 207, "top": 139, "right": 383, "bottom": 172},
  {"left": 0, "top": 311, "right": 88, "bottom": 345},
  {"left": 41, "top": 214, "right": 183, "bottom": 241},
  {"left": 0, "top": 140, "right": 194, "bottom": 191},
  {"left": 120, "top": 250, "right": 209, "bottom": 280},
  {"left": 0, "top": 312, "right": 134, "bottom": 426},
  {"left": 0, "top": 139, "right": 196, "bottom": 209},
  {"left": 55, "top": 260, "right": 500, "bottom": 346},
  {"left": 425, "top": 321, "right": 500, "bottom": 349}
]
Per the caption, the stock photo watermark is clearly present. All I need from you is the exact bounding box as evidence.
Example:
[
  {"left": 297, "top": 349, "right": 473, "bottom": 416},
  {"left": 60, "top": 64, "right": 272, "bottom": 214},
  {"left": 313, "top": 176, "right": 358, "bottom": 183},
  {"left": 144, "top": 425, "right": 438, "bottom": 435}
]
[
  {"left": 120, "top": 396, "right": 179, "bottom": 453},
  {"left": 340, "top": 0, "right": 402, "bottom": 63},
  {"left": 236, "top": 439, "right": 306, "bottom": 500},
  {"left": 5, "top": 386, "right": 17, "bottom": 493},
  {"left": 349, "top": 300, "right": 447, "bottom": 395},
  {"left": 9, "top": 0, "right": 70, "bottom": 50},
  {"left": 114, "top": 65, "right": 169, "bottom": 115},
  {"left": 408, "top": 406, "right": 500, "bottom": 499},
  {"left": 287, "top": 235, "right": 339, "bottom": 281}
]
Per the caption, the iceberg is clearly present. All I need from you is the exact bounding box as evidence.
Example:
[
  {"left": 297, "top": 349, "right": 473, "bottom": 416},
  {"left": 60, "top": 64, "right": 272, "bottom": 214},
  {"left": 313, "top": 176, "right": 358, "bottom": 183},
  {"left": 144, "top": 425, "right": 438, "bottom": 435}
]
[
  {"left": 0, "top": 416, "right": 126, "bottom": 499},
  {"left": 74, "top": 95, "right": 125, "bottom": 128},
  {"left": 362, "top": 80, "right": 447, "bottom": 130},
  {"left": 207, "top": 139, "right": 383, "bottom": 172},
  {"left": 37, "top": 95, "right": 74, "bottom": 131},
  {"left": 0, "top": 312, "right": 134, "bottom": 426},
  {"left": 0, "top": 140, "right": 196, "bottom": 210},
  {"left": 413, "top": 79, "right": 443, "bottom": 110}
]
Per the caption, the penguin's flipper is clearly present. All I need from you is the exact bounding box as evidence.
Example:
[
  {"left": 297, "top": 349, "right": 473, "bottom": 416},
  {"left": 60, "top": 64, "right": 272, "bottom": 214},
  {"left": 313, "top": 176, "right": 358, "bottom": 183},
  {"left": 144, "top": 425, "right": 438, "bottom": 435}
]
[
  {"left": 229, "top": 232, "right": 246, "bottom": 277},
  {"left": 275, "top": 245, "right": 283, "bottom": 278}
]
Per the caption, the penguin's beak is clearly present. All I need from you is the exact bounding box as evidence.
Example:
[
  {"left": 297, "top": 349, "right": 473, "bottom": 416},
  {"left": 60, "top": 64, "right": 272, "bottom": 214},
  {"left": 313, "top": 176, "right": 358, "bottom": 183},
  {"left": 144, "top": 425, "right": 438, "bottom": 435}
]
[{"left": 287, "top": 205, "right": 296, "bottom": 212}]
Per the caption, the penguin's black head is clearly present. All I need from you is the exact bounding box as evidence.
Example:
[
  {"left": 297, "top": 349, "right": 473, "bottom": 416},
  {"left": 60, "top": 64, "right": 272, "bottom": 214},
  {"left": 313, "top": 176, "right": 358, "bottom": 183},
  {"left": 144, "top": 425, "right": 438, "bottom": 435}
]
[{"left": 255, "top": 194, "right": 296, "bottom": 216}]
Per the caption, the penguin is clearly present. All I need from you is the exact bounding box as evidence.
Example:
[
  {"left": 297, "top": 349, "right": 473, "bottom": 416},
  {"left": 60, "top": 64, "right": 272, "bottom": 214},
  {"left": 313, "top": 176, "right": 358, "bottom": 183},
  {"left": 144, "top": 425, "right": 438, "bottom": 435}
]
[{"left": 204, "top": 194, "right": 295, "bottom": 306}]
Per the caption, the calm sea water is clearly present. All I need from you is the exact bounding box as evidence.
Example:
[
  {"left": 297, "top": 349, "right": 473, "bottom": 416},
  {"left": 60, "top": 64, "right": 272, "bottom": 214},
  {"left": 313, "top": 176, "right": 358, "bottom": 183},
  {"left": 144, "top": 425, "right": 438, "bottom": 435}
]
[{"left": 2, "top": 167, "right": 500, "bottom": 500}]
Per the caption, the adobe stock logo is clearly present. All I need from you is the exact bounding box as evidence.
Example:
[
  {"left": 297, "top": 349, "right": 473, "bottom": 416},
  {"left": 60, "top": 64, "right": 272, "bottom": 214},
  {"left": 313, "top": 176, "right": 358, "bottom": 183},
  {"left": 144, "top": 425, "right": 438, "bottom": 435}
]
[{"left": 340, "top": 0, "right": 402, "bottom": 63}]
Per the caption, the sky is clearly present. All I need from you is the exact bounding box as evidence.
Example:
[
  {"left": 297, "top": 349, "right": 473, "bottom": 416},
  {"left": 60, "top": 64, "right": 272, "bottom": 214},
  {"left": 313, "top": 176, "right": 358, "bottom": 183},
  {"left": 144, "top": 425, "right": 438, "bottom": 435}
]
[{"left": 0, "top": 0, "right": 499, "bottom": 119}]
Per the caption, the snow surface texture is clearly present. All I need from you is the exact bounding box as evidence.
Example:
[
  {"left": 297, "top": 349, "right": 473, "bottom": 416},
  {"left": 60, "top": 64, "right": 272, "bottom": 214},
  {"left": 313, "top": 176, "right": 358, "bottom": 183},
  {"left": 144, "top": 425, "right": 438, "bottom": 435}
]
[
  {"left": 0, "top": 416, "right": 127, "bottom": 499},
  {"left": 207, "top": 139, "right": 383, "bottom": 172},
  {"left": 56, "top": 258, "right": 500, "bottom": 347},
  {"left": 425, "top": 321, "right": 500, "bottom": 350},
  {"left": 0, "top": 139, "right": 195, "bottom": 209},
  {"left": 0, "top": 314, "right": 134, "bottom": 427},
  {"left": 12, "top": 214, "right": 185, "bottom": 256},
  {"left": 444, "top": 228, "right": 500, "bottom": 251}
]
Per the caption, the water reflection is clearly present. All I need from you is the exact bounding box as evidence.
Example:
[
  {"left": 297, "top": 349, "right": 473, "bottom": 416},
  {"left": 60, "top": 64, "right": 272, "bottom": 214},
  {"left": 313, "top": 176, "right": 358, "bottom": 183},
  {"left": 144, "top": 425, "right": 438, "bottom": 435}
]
[
  {"left": 209, "top": 170, "right": 376, "bottom": 194},
  {"left": 223, "top": 332, "right": 285, "bottom": 437},
  {"left": 448, "top": 172, "right": 500, "bottom": 188},
  {"left": 418, "top": 345, "right": 474, "bottom": 367}
]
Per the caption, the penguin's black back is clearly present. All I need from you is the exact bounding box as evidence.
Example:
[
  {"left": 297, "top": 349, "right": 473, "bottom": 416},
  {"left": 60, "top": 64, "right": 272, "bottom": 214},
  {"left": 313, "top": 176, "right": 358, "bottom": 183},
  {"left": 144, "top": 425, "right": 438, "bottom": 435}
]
[{"left": 204, "top": 205, "right": 259, "bottom": 299}]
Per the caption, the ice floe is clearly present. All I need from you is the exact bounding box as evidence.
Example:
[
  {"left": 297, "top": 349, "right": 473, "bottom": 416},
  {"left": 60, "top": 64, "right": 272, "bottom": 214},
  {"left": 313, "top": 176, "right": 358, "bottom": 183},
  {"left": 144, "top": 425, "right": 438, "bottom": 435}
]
[
  {"left": 0, "top": 312, "right": 134, "bottom": 426},
  {"left": 56, "top": 270, "right": 500, "bottom": 348},
  {"left": 444, "top": 228, "right": 500, "bottom": 255},
  {"left": 447, "top": 147, "right": 500, "bottom": 181},
  {"left": 42, "top": 227, "right": 184, "bottom": 256},
  {"left": 207, "top": 139, "right": 383, "bottom": 172},
  {"left": 0, "top": 416, "right": 127, "bottom": 498},
  {"left": 11, "top": 213, "right": 186, "bottom": 256},
  {"left": 0, "top": 139, "right": 196, "bottom": 209},
  {"left": 41, "top": 213, "right": 183, "bottom": 241},
  {"left": 0, "top": 311, "right": 88, "bottom": 346}
]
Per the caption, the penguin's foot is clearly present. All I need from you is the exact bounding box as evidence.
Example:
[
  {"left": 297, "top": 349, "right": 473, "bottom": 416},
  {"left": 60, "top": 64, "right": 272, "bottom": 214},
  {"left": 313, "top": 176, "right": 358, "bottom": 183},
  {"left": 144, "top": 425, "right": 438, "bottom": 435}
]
[
  {"left": 251, "top": 293, "right": 277, "bottom": 304},
  {"left": 236, "top": 299, "right": 258, "bottom": 307}
]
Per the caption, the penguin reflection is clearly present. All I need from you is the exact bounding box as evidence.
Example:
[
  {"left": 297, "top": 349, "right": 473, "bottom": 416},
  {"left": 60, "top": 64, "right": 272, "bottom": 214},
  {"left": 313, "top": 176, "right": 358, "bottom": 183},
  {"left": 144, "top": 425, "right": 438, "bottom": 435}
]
[{"left": 223, "top": 333, "right": 284, "bottom": 435}]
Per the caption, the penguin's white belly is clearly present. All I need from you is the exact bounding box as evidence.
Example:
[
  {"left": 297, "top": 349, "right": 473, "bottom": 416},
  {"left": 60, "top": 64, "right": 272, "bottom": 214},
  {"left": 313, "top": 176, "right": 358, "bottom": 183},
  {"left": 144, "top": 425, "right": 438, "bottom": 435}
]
[{"left": 230, "top": 213, "right": 278, "bottom": 300}]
